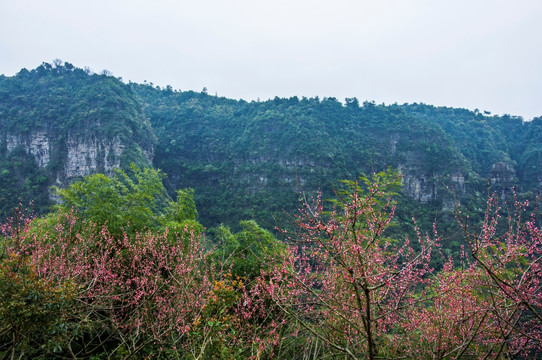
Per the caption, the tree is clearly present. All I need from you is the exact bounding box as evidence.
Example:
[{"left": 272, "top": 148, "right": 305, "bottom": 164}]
[
  {"left": 164, "top": 188, "right": 198, "bottom": 224},
  {"left": 402, "top": 260, "right": 502, "bottom": 358},
  {"left": 458, "top": 195, "right": 542, "bottom": 357},
  {"left": 265, "top": 170, "right": 437, "bottom": 359},
  {"left": 1, "top": 209, "right": 212, "bottom": 359},
  {"left": 212, "top": 220, "right": 286, "bottom": 279},
  {"left": 0, "top": 253, "right": 76, "bottom": 358},
  {"left": 52, "top": 58, "right": 63, "bottom": 68},
  {"left": 53, "top": 165, "right": 201, "bottom": 237},
  {"left": 398, "top": 193, "right": 542, "bottom": 359},
  {"left": 345, "top": 97, "right": 359, "bottom": 108}
]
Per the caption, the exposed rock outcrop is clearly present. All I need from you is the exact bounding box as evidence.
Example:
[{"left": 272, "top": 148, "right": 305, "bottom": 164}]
[
  {"left": 490, "top": 162, "right": 516, "bottom": 186},
  {"left": 4, "top": 129, "right": 152, "bottom": 186},
  {"left": 61, "top": 135, "right": 125, "bottom": 182},
  {"left": 6, "top": 131, "right": 51, "bottom": 168},
  {"left": 489, "top": 162, "right": 517, "bottom": 199}
]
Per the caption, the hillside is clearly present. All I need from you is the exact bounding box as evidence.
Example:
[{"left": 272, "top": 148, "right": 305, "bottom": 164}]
[
  {"left": 0, "top": 62, "right": 154, "bottom": 214},
  {"left": 1, "top": 62, "right": 540, "bottom": 229}
]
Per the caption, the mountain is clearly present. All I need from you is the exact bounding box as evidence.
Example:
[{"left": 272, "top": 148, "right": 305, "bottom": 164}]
[
  {"left": 1, "top": 61, "right": 540, "bottom": 230},
  {"left": 0, "top": 62, "right": 154, "bottom": 214}
]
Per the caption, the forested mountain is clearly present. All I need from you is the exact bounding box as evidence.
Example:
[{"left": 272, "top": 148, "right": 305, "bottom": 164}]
[
  {"left": 0, "top": 62, "right": 540, "bottom": 229},
  {"left": 0, "top": 62, "right": 154, "bottom": 214},
  {"left": 3, "top": 61, "right": 542, "bottom": 359}
]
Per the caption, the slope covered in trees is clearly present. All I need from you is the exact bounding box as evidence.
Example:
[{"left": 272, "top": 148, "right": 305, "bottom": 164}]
[
  {"left": 0, "top": 61, "right": 540, "bottom": 230},
  {"left": 131, "top": 83, "right": 540, "bottom": 233},
  {"left": 0, "top": 62, "right": 154, "bottom": 216}
]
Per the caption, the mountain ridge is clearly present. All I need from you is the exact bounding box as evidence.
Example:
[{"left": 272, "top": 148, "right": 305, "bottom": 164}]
[{"left": 1, "top": 61, "right": 540, "bottom": 229}]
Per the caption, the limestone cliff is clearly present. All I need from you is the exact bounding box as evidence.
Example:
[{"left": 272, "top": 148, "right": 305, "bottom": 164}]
[{"left": 4, "top": 128, "right": 153, "bottom": 185}]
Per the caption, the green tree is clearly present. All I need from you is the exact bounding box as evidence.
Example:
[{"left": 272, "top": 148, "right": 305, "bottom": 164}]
[
  {"left": 53, "top": 165, "right": 202, "bottom": 238},
  {"left": 213, "top": 220, "right": 285, "bottom": 279},
  {"left": 162, "top": 187, "right": 204, "bottom": 245}
]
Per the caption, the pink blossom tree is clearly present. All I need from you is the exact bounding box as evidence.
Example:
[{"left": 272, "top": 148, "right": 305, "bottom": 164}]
[
  {"left": 264, "top": 170, "right": 438, "bottom": 359},
  {"left": 401, "top": 259, "right": 505, "bottom": 359},
  {"left": 458, "top": 195, "right": 542, "bottom": 357},
  {"left": 1, "top": 207, "right": 289, "bottom": 359},
  {"left": 1, "top": 209, "right": 212, "bottom": 359}
]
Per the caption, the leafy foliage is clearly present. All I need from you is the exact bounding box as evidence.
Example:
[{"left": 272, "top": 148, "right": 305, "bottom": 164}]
[
  {"left": 2, "top": 61, "right": 542, "bottom": 358},
  {"left": 0, "top": 147, "right": 50, "bottom": 216},
  {"left": 212, "top": 220, "right": 286, "bottom": 279},
  {"left": 132, "top": 85, "right": 482, "bottom": 229},
  {"left": 264, "top": 170, "right": 437, "bottom": 359},
  {"left": 0, "top": 253, "right": 77, "bottom": 358},
  {"left": 52, "top": 165, "right": 203, "bottom": 239},
  {"left": 1, "top": 170, "right": 542, "bottom": 358}
]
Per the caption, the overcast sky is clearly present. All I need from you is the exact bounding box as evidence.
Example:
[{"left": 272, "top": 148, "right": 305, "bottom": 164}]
[{"left": 1, "top": 0, "right": 541, "bottom": 119}]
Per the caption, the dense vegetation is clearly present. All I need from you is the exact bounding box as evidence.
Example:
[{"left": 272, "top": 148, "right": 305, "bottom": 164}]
[
  {"left": 1, "top": 61, "right": 541, "bottom": 231},
  {"left": 132, "top": 84, "right": 470, "bottom": 228},
  {"left": 1, "top": 168, "right": 541, "bottom": 359},
  {"left": 0, "top": 62, "right": 152, "bottom": 144},
  {"left": 0, "top": 62, "right": 154, "bottom": 216}
]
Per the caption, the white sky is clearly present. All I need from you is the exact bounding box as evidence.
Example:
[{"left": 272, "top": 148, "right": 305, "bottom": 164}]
[{"left": 1, "top": 0, "right": 541, "bottom": 119}]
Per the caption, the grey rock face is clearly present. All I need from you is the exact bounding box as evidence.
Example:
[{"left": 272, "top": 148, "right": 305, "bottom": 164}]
[
  {"left": 7, "top": 131, "right": 51, "bottom": 167},
  {"left": 5, "top": 129, "right": 152, "bottom": 186}
]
